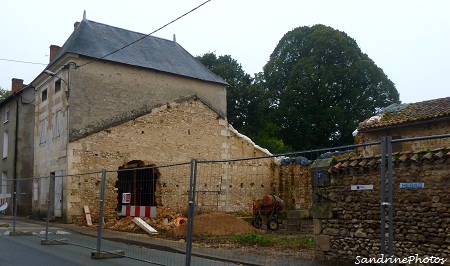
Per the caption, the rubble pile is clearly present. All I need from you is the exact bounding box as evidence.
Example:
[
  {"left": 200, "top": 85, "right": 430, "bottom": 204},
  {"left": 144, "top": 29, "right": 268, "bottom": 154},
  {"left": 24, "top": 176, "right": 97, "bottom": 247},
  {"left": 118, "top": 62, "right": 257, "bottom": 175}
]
[
  {"left": 104, "top": 207, "right": 183, "bottom": 232},
  {"left": 103, "top": 209, "right": 256, "bottom": 237}
]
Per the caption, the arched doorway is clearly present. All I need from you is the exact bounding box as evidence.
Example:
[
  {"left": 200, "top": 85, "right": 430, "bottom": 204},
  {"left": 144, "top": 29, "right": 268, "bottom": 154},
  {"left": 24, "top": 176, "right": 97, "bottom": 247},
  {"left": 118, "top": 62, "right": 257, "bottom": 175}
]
[{"left": 115, "top": 160, "right": 160, "bottom": 213}]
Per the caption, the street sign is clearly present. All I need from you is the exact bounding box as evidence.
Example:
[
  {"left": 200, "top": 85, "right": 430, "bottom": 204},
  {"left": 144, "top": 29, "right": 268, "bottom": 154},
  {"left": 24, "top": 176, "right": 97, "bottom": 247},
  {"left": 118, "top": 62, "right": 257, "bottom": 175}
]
[
  {"left": 400, "top": 182, "right": 424, "bottom": 189},
  {"left": 351, "top": 185, "right": 374, "bottom": 190},
  {"left": 122, "top": 193, "right": 131, "bottom": 204}
]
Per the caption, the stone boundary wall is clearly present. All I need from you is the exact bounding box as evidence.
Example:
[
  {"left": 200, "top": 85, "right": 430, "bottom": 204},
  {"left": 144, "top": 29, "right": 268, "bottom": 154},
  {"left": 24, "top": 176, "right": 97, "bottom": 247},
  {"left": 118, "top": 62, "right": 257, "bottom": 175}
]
[
  {"left": 272, "top": 163, "right": 312, "bottom": 211},
  {"left": 312, "top": 150, "right": 450, "bottom": 263}
]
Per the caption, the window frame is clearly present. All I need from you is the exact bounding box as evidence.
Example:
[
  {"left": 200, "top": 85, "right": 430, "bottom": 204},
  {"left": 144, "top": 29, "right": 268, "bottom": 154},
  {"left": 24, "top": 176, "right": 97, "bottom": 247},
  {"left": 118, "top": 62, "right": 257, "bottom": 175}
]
[
  {"left": 55, "top": 79, "right": 61, "bottom": 93},
  {"left": 4, "top": 106, "right": 9, "bottom": 124},
  {"left": 53, "top": 110, "right": 61, "bottom": 139},
  {"left": 42, "top": 89, "right": 48, "bottom": 102},
  {"left": 39, "top": 118, "right": 47, "bottom": 144},
  {"left": 2, "top": 131, "right": 8, "bottom": 158}
]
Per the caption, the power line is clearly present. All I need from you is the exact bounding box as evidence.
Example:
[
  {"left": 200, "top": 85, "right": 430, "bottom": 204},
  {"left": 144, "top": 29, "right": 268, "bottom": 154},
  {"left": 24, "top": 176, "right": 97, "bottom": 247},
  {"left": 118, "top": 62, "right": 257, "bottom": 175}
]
[
  {"left": 78, "top": 0, "right": 212, "bottom": 68},
  {"left": 0, "top": 58, "right": 47, "bottom": 66},
  {"left": 0, "top": 0, "right": 212, "bottom": 69}
]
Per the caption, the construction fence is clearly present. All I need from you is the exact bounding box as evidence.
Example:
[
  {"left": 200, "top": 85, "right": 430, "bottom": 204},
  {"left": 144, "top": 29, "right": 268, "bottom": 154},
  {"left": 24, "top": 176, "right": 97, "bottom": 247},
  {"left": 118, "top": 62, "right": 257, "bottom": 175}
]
[
  {"left": 1, "top": 133, "right": 450, "bottom": 265},
  {"left": 1, "top": 156, "right": 315, "bottom": 265}
]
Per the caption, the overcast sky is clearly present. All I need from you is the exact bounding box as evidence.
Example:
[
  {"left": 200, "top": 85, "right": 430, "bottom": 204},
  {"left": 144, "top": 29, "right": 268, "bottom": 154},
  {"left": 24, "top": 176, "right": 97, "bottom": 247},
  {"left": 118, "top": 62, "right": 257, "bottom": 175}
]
[{"left": 1, "top": 0, "right": 449, "bottom": 104}]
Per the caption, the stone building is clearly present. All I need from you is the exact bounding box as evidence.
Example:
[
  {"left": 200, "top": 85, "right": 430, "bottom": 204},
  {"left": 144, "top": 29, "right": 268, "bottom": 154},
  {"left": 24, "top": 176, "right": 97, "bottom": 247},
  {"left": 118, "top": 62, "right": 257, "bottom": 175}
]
[
  {"left": 354, "top": 97, "right": 450, "bottom": 156},
  {"left": 0, "top": 79, "right": 35, "bottom": 215},
  {"left": 29, "top": 15, "right": 273, "bottom": 222},
  {"left": 312, "top": 97, "right": 450, "bottom": 263}
]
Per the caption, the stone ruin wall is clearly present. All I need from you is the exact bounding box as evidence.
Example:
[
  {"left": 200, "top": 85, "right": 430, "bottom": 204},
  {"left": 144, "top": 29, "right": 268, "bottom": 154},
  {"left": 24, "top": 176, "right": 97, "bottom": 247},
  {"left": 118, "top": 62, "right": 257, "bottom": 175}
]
[
  {"left": 272, "top": 163, "right": 312, "bottom": 211},
  {"left": 66, "top": 98, "right": 276, "bottom": 222}
]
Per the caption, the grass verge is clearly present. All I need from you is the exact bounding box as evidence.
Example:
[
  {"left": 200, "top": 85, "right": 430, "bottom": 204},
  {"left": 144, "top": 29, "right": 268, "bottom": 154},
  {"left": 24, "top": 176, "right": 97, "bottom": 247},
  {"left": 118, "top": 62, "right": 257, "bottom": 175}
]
[{"left": 230, "top": 232, "right": 314, "bottom": 249}]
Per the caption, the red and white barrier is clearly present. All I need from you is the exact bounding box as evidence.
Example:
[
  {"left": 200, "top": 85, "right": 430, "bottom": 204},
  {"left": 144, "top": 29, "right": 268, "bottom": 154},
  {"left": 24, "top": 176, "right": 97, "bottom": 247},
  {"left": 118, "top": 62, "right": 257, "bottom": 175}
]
[{"left": 121, "top": 205, "right": 156, "bottom": 218}]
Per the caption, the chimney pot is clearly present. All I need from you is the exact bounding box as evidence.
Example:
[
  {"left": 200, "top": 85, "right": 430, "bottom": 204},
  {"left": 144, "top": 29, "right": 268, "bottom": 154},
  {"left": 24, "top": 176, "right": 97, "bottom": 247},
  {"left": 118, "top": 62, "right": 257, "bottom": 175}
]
[
  {"left": 11, "top": 78, "right": 24, "bottom": 94},
  {"left": 49, "top": 45, "right": 61, "bottom": 63}
]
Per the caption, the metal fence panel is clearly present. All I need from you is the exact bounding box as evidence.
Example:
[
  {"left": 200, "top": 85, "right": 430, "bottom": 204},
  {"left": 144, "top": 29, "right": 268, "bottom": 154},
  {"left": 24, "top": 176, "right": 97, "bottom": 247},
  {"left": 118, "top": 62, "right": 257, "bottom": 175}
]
[
  {"left": 6, "top": 135, "right": 449, "bottom": 265},
  {"left": 98, "top": 163, "right": 192, "bottom": 265}
]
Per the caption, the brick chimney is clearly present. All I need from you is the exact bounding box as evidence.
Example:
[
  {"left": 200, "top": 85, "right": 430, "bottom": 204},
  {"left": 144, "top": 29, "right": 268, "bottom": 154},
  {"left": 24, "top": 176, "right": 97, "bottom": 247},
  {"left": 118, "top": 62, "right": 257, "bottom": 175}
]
[
  {"left": 11, "top": 78, "right": 24, "bottom": 94},
  {"left": 49, "top": 45, "right": 61, "bottom": 62}
]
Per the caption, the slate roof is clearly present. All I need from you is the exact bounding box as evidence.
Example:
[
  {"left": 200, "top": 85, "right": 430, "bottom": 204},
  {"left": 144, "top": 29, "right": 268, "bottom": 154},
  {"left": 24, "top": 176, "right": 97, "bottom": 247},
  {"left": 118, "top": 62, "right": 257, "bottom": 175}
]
[
  {"left": 49, "top": 18, "right": 228, "bottom": 86},
  {"left": 358, "top": 97, "right": 450, "bottom": 131}
]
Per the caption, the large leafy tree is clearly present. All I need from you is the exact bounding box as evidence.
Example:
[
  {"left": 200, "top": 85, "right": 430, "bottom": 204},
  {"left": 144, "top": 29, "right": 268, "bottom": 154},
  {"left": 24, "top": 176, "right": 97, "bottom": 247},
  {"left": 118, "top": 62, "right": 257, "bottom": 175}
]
[
  {"left": 197, "top": 52, "right": 253, "bottom": 131},
  {"left": 197, "top": 53, "right": 291, "bottom": 154},
  {"left": 264, "top": 24, "right": 400, "bottom": 150},
  {"left": 246, "top": 72, "right": 292, "bottom": 154}
]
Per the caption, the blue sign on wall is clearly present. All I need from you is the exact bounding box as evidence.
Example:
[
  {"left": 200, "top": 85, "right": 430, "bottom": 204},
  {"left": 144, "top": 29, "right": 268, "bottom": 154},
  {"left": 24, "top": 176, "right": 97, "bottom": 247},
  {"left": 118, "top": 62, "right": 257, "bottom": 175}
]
[
  {"left": 317, "top": 172, "right": 323, "bottom": 179},
  {"left": 399, "top": 183, "right": 424, "bottom": 189}
]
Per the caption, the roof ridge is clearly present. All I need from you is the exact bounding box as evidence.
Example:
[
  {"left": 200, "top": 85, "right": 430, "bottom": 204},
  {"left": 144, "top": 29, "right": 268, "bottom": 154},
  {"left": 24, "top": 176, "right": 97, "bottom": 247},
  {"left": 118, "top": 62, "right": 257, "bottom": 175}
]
[
  {"left": 358, "top": 97, "right": 450, "bottom": 131},
  {"left": 84, "top": 19, "right": 175, "bottom": 44},
  {"left": 330, "top": 149, "right": 450, "bottom": 171},
  {"left": 46, "top": 19, "right": 228, "bottom": 86}
]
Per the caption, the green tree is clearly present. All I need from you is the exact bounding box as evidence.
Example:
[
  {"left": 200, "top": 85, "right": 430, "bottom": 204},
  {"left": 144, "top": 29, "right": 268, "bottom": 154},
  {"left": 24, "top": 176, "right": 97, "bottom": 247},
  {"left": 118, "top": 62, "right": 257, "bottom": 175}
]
[
  {"left": 246, "top": 73, "right": 292, "bottom": 154},
  {"left": 0, "top": 87, "right": 11, "bottom": 101},
  {"left": 253, "top": 123, "right": 292, "bottom": 154},
  {"left": 197, "top": 53, "right": 254, "bottom": 131},
  {"left": 197, "top": 53, "right": 290, "bottom": 154},
  {"left": 264, "top": 25, "right": 400, "bottom": 150}
]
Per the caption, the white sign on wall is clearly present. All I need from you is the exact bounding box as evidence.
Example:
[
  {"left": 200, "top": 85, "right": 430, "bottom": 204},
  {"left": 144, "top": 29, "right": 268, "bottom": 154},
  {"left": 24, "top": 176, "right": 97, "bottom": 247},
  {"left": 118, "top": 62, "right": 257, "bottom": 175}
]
[
  {"left": 122, "top": 193, "right": 131, "bottom": 204},
  {"left": 351, "top": 185, "right": 374, "bottom": 191}
]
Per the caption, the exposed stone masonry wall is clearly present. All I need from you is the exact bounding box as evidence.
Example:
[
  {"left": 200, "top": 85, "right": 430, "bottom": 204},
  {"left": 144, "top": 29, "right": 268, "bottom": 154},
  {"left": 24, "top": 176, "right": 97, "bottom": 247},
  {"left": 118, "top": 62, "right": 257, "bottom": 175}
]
[
  {"left": 66, "top": 98, "right": 273, "bottom": 222},
  {"left": 313, "top": 152, "right": 450, "bottom": 263},
  {"left": 273, "top": 163, "right": 312, "bottom": 211}
]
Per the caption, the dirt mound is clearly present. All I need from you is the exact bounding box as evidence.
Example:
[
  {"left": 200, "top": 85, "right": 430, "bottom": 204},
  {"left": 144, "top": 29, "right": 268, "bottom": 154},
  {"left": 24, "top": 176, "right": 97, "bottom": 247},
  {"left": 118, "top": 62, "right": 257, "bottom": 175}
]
[
  {"left": 170, "top": 212, "right": 257, "bottom": 236},
  {"left": 103, "top": 209, "right": 256, "bottom": 236},
  {"left": 104, "top": 207, "right": 183, "bottom": 232}
]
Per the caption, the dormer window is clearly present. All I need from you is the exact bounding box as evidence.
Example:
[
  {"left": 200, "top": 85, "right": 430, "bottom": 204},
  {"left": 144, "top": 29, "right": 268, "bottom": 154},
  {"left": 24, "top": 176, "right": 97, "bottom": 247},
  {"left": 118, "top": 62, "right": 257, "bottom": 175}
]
[{"left": 42, "top": 89, "right": 48, "bottom": 102}]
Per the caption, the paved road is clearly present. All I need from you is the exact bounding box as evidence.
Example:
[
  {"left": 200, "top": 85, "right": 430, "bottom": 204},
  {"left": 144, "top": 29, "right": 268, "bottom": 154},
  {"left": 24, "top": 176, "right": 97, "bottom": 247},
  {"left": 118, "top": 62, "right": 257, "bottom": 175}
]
[
  {"left": 0, "top": 218, "right": 238, "bottom": 265},
  {"left": 0, "top": 217, "right": 337, "bottom": 265},
  {"left": 0, "top": 234, "right": 151, "bottom": 266},
  {"left": 0, "top": 233, "right": 239, "bottom": 265}
]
